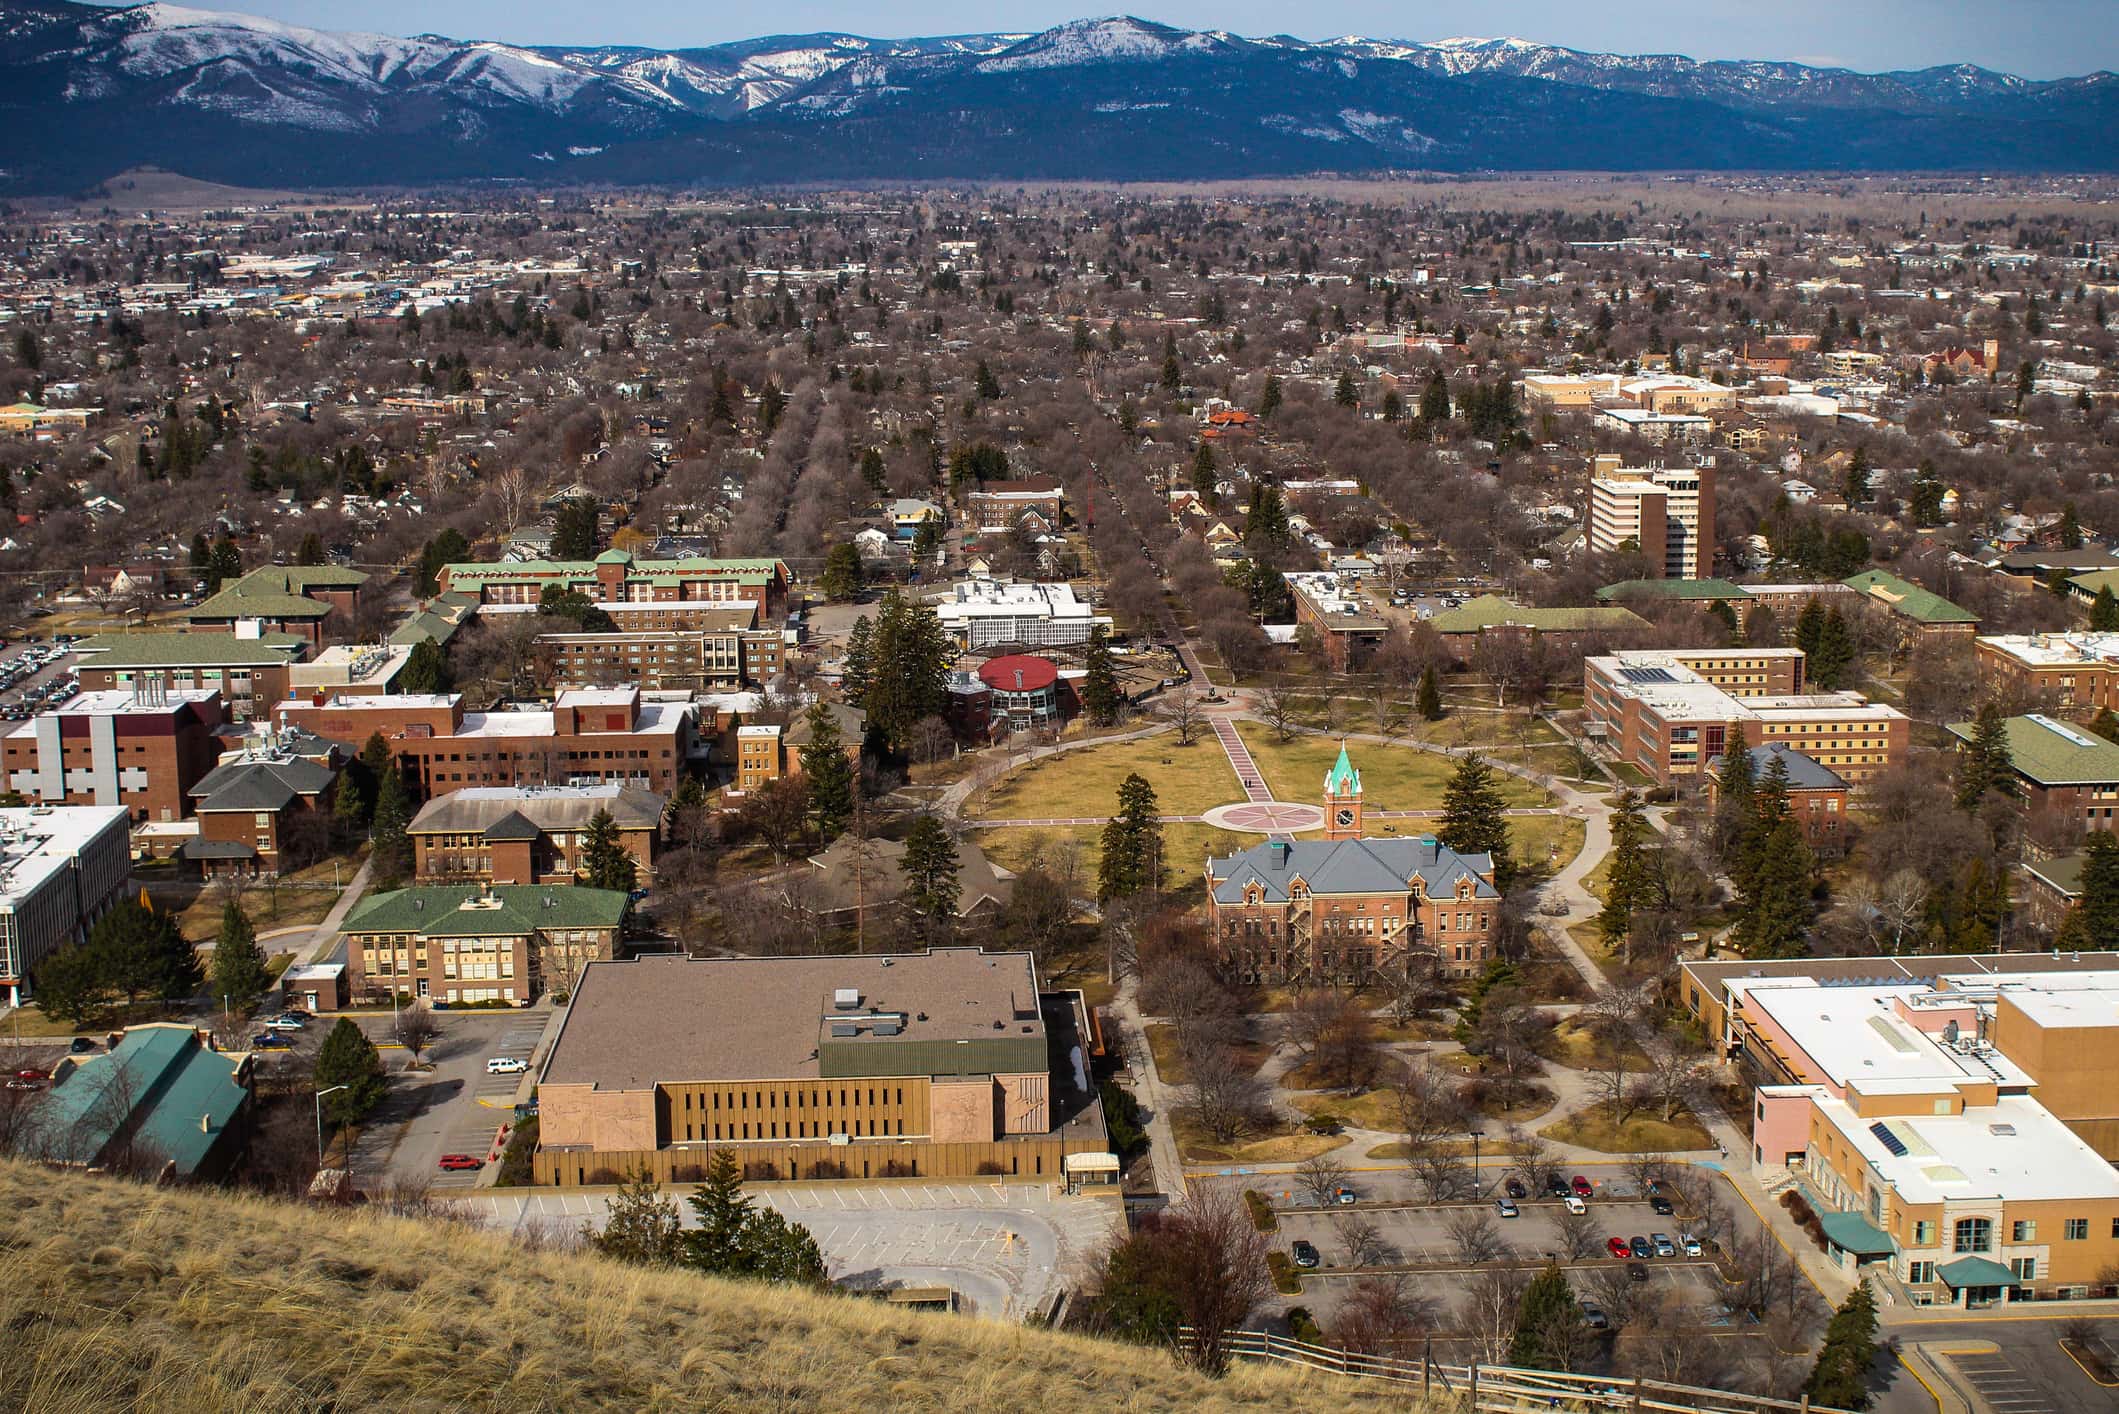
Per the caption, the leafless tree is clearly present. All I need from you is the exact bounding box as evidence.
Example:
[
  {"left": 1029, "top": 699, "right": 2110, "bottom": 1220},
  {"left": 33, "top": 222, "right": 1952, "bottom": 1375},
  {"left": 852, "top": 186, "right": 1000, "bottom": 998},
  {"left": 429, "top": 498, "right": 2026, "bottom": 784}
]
[
  {"left": 1294, "top": 1152, "right": 1352, "bottom": 1207},
  {"left": 1556, "top": 1203, "right": 1602, "bottom": 1261},
  {"left": 1258, "top": 678, "right": 1302, "bottom": 742},
  {"left": 489, "top": 466, "right": 534, "bottom": 535},
  {"left": 1332, "top": 1274, "right": 1436, "bottom": 1356},
  {"left": 1165, "top": 1187, "right": 1272, "bottom": 1375},
  {"left": 1458, "top": 1267, "right": 1531, "bottom": 1364},
  {"left": 1510, "top": 1127, "right": 1564, "bottom": 1199},
  {"left": 1184, "top": 1039, "right": 1269, "bottom": 1143},
  {"left": 1160, "top": 688, "right": 1201, "bottom": 746},
  {"left": 1617, "top": 1292, "right": 1727, "bottom": 1386},
  {"left": 1396, "top": 1057, "right": 1468, "bottom": 1155},
  {"left": 393, "top": 1001, "right": 442, "bottom": 1065},
  {"left": 1587, "top": 1263, "right": 1654, "bottom": 1332},
  {"left": 1411, "top": 1146, "right": 1473, "bottom": 1203},
  {"left": 1445, "top": 1206, "right": 1508, "bottom": 1265},
  {"left": 1339, "top": 1213, "right": 1390, "bottom": 1267},
  {"left": 910, "top": 714, "right": 955, "bottom": 771}
]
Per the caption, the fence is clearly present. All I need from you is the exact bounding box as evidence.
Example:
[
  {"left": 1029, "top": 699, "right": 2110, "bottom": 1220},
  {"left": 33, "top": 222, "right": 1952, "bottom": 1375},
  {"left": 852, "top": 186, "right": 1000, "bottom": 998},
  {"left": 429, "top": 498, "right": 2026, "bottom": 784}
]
[{"left": 1183, "top": 1329, "right": 1853, "bottom": 1414}]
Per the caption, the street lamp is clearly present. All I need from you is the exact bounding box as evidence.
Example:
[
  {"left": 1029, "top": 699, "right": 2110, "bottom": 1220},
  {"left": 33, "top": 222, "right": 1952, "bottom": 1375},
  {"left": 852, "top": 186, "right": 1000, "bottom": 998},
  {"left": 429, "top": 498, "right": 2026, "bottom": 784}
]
[
  {"left": 1469, "top": 1125, "right": 1484, "bottom": 1198},
  {"left": 315, "top": 1083, "right": 349, "bottom": 1168}
]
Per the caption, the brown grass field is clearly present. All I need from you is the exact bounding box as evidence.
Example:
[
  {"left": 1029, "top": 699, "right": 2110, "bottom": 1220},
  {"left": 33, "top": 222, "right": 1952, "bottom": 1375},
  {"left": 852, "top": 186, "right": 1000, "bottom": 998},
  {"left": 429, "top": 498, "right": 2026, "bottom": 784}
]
[{"left": 0, "top": 1158, "right": 1415, "bottom": 1413}]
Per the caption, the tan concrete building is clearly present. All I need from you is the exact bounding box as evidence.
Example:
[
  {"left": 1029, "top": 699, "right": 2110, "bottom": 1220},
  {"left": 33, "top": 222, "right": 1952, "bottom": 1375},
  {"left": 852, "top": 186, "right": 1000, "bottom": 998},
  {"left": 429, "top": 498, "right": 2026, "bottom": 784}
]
[
  {"left": 1587, "top": 465, "right": 1716, "bottom": 580},
  {"left": 1677, "top": 955, "right": 2119, "bottom": 1304},
  {"left": 532, "top": 949, "right": 1107, "bottom": 1185},
  {"left": 1974, "top": 632, "right": 2119, "bottom": 715}
]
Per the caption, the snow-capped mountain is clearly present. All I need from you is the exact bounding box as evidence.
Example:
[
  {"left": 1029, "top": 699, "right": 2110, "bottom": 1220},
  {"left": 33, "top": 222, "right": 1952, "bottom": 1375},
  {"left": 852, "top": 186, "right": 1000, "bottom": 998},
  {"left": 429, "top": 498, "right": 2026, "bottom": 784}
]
[{"left": 0, "top": 5, "right": 2112, "bottom": 193}]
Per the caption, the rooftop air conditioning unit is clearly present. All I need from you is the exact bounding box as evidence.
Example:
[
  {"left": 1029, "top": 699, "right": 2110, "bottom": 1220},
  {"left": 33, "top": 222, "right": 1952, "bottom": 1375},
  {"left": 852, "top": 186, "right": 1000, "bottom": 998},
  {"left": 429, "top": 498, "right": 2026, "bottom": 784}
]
[{"left": 832, "top": 987, "right": 860, "bottom": 1009}]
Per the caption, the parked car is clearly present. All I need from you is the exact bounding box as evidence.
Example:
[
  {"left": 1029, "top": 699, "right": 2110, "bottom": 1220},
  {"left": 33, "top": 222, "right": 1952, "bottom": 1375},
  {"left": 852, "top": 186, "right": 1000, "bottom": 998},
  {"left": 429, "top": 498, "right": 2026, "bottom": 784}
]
[
  {"left": 13, "top": 1068, "right": 46, "bottom": 1082},
  {"left": 1545, "top": 1175, "right": 1572, "bottom": 1200},
  {"left": 1563, "top": 1195, "right": 1586, "bottom": 1215},
  {"left": 1652, "top": 1233, "right": 1676, "bottom": 1257},
  {"left": 1290, "top": 1240, "right": 1320, "bottom": 1270},
  {"left": 68, "top": 1037, "right": 96, "bottom": 1054},
  {"left": 1680, "top": 1232, "right": 1703, "bottom": 1256},
  {"left": 486, "top": 1056, "right": 529, "bottom": 1075},
  {"left": 262, "top": 1016, "right": 304, "bottom": 1032},
  {"left": 1570, "top": 1175, "right": 1593, "bottom": 1198},
  {"left": 1629, "top": 1236, "right": 1653, "bottom": 1259},
  {"left": 1649, "top": 1195, "right": 1675, "bottom": 1216},
  {"left": 1627, "top": 1261, "right": 1649, "bottom": 1282},
  {"left": 1580, "top": 1301, "right": 1610, "bottom": 1330},
  {"left": 437, "top": 1154, "right": 484, "bottom": 1172},
  {"left": 250, "top": 1033, "right": 293, "bottom": 1051},
  {"left": 1332, "top": 1187, "right": 1358, "bottom": 1206},
  {"left": 1495, "top": 1197, "right": 1519, "bottom": 1218},
  {"left": 1607, "top": 1237, "right": 1631, "bottom": 1259},
  {"left": 1505, "top": 1177, "right": 1527, "bottom": 1199}
]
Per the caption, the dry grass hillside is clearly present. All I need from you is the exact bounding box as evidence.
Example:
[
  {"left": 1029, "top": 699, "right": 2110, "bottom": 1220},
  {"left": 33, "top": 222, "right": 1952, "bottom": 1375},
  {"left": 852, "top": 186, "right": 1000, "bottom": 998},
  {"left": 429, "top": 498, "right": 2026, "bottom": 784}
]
[{"left": 0, "top": 1161, "right": 1400, "bottom": 1413}]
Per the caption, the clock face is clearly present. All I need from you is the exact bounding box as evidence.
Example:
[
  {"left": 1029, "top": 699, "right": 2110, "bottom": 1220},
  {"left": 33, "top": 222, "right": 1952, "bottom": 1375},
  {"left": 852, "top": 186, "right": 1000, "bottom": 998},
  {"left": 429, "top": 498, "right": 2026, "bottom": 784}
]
[{"left": 1335, "top": 808, "right": 1355, "bottom": 826}]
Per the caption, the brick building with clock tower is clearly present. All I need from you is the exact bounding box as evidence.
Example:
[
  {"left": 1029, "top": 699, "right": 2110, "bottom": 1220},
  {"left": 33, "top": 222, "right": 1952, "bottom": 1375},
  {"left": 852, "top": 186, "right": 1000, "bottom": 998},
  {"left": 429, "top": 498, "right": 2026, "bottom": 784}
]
[{"left": 1203, "top": 745, "right": 1501, "bottom": 985}]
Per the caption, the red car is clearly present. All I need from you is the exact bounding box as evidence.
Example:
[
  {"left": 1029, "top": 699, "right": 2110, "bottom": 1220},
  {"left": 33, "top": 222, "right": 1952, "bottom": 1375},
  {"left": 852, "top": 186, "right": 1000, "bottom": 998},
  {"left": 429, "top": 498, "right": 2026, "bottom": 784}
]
[
  {"left": 13, "top": 1068, "right": 46, "bottom": 1082},
  {"left": 1607, "top": 1237, "right": 1631, "bottom": 1259},
  {"left": 1571, "top": 1175, "right": 1593, "bottom": 1198},
  {"left": 437, "top": 1153, "right": 484, "bottom": 1172}
]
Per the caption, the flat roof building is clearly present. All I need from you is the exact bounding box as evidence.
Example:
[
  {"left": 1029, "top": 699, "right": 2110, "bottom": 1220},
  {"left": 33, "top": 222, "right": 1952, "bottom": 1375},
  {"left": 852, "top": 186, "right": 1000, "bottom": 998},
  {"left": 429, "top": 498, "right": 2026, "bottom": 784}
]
[
  {"left": 1974, "top": 631, "right": 2119, "bottom": 715},
  {"left": 534, "top": 948, "right": 1105, "bottom": 1186},
  {"left": 931, "top": 579, "right": 1111, "bottom": 650},
  {"left": 0, "top": 804, "right": 132, "bottom": 1006},
  {"left": 1677, "top": 955, "right": 2119, "bottom": 1304},
  {"left": 1587, "top": 465, "right": 1715, "bottom": 580}
]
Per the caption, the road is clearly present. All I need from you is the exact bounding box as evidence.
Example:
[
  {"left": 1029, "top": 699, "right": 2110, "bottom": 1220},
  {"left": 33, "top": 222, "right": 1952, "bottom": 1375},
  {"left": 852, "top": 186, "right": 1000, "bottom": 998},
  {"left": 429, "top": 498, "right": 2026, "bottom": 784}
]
[{"left": 342, "top": 1010, "right": 540, "bottom": 1190}]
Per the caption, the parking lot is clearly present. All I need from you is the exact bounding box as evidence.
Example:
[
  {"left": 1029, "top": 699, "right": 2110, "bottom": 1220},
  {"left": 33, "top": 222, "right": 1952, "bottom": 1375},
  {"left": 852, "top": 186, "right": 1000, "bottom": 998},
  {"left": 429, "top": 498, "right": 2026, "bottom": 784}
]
[
  {"left": 0, "top": 639, "right": 77, "bottom": 718},
  {"left": 457, "top": 1180, "right": 1127, "bottom": 1321},
  {"left": 343, "top": 1010, "right": 547, "bottom": 1190},
  {"left": 1945, "top": 1345, "right": 2062, "bottom": 1414},
  {"left": 1276, "top": 1198, "right": 1713, "bottom": 1273}
]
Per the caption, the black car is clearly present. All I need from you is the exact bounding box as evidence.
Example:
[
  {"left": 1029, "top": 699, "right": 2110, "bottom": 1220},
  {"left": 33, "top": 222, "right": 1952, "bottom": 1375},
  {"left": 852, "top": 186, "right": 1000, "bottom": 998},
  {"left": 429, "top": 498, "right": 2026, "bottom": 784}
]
[
  {"left": 1546, "top": 1175, "right": 1572, "bottom": 1199},
  {"left": 1629, "top": 1236, "right": 1653, "bottom": 1259},
  {"left": 1649, "top": 1195, "right": 1675, "bottom": 1216},
  {"left": 68, "top": 1037, "right": 96, "bottom": 1054},
  {"left": 1505, "top": 1178, "right": 1527, "bottom": 1199},
  {"left": 1290, "top": 1240, "right": 1321, "bottom": 1270},
  {"left": 1627, "top": 1262, "right": 1649, "bottom": 1282}
]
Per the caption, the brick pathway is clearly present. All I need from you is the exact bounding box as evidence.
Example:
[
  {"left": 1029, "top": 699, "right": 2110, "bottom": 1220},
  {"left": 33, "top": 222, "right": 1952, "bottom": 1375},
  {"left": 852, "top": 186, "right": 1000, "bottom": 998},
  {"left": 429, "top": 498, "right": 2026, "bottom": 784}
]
[{"left": 1212, "top": 719, "right": 1273, "bottom": 802}]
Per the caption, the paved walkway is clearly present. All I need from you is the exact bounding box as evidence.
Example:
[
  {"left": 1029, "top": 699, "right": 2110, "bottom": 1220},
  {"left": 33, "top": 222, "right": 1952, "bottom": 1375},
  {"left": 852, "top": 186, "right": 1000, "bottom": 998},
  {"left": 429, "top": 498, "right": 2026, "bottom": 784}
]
[
  {"left": 296, "top": 854, "right": 376, "bottom": 967},
  {"left": 1212, "top": 718, "right": 1274, "bottom": 802}
]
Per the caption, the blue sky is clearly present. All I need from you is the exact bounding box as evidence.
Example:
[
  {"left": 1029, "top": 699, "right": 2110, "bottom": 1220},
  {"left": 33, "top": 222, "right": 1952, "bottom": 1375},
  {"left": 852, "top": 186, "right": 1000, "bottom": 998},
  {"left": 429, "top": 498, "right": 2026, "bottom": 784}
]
[{"left": 122, "top": 3, "right": 2118, "bottom": 79}]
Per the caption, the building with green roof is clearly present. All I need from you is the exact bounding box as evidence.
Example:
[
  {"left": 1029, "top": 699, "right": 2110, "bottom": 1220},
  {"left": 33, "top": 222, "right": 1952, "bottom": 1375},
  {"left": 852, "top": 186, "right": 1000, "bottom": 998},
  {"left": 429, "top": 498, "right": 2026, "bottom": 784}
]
[
  {"left": 340, "top": 884, "right": 632, "bottom": 1006},
  {"left": 73, "top": 631, "right": 309, "bottom": 719},
  {"left": 1842, "top": 569, "right": 1979, "bottom": 638},
  {"left": 1947, "top": 712, "right": 2119, "bottom": 836},
  {"left": 1429, "top": 594, "right": 1648, "bottom": 643},
  {"left": 184, "top": 565, "right": 368, "bottom": 648},
  {"left": 38, "top": 1023, "right": 252, "bottom": 1181},
  {"left": 1596, "top": 577, "right": 1752, "bottom": 603},
  {"left": 435, "top": 551, "right": 789, "bottom": 617}
]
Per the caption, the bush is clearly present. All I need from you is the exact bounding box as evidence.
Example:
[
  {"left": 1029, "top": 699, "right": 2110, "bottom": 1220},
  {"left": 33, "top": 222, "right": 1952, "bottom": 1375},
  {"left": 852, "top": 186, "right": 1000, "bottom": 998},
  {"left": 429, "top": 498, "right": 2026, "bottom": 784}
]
[
  {"left": 1265, "top": 1251, "right": 1301, "bottom": 1294},
  {"left": 1301, "top": 1114, "right": 1344, "bottom": 1136},
  {"left": 807, "top": 1160, "right": 850, "bottom": 1180},
  {"left": 1099, "top": 1079, "right": 1147, "bottom": 1158},
  {"left": 1287, "top": 1306, "right": 1323, "bottom": 1343},
  {"left": 550, "top": 991, "right": 569, "bottom": 1005},
  {"left": 974, "top": 1159, "right": 1007, "bottom": 1176},
  {"left": 671, "top": 1164, "right": 706, "bottom": 1183},
  {"left": 741, "top": 1161, "right": 780, "bottom": 1181},
  {"left": 585, "top": 1167, "right": 623, "bottom": 1186},
  {"left": 1244, "top": 1189, "right": 1278, "bottom": 1232},
  {"left": 878, "top": 1160, "right": 914, "bottom": 1178}
]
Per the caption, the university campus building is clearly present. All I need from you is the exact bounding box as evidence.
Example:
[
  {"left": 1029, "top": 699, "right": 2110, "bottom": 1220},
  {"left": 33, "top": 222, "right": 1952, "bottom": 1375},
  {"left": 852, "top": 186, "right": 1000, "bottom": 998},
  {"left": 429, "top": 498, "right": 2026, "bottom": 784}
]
[
  {"left": 1680, "top": 952, "right": 2119, "bottom": 1305},
  {"left": 1584, "top": 647, "right": 1908, "bottom": 787},
  {"left": 1204, "top": 747, "right": 1502, "bottom": 983},
  {"left": 531, "top": 949, "right": 1108, "bottom": 1186}
]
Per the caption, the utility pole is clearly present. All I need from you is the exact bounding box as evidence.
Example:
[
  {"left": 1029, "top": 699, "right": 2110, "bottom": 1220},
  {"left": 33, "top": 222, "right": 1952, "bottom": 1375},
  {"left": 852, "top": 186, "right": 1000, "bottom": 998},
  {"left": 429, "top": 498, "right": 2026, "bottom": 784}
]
[{"left": 315, "top": 1083, "right": 349, "bottom": 1168}]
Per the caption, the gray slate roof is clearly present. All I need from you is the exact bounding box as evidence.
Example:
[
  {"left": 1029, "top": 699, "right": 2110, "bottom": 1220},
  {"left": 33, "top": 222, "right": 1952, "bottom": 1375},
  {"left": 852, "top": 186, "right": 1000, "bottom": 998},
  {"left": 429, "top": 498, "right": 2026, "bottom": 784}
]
[
  {"left": 1705, "top": 742, "right": 1846, "bottom": 791},
  {"left": 1207, "top": 836, "right": 1498, "bottom": 905},
  {"left": 407, "top": 783, "right": 666, "bottom": 837},
  {"left": 189, "top": 756, "right": 336, "bottom": 813}
]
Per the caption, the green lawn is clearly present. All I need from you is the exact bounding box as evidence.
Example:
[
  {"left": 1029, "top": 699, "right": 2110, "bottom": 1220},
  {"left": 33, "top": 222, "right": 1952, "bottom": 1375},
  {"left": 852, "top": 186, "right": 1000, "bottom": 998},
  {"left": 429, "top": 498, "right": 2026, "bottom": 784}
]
[
  {"left": 972, "top": 821, "right": 1257, "bottom": 900},
  {"left": 1236, "top": 725, "right": 1552, "bottom": 813},
  {"left": 968, "top": 732, "right": 1242, "bottom": 820}
]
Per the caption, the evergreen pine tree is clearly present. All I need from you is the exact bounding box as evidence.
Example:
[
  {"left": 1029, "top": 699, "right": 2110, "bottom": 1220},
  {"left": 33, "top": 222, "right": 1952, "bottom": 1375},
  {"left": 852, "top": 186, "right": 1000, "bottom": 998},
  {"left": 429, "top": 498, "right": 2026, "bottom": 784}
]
[
  {"left": 1509, "top": 1263, "right": 1583, "bottom": 1370},
  {"left": 588, "top": 1170, "right": 684, "bottom": 1266},
  {"left": 1804, "top": 1282, "right": 1879, "bottom": 1410},
  {"left": 1190, "top": 440, "right": 1218, "bottom": 509},
  {"left": 681, "top": 1151, "right": 826, "bottom": 1285},
  {"left": 1258, "top": 373, "right": 1283, "bottom": 417},
  {"left": 819, "top": 542, "right": 864, "bottom": 602},
  {"left": 313, "top": 1017, "right": 386, "bottom": 1128},
  {"left": 579, "top": 808, "right": 639, "bottom": 893},
  {"left": 2091, "top": 586, "right": 2119, "bottom": 632},
  {"left": 370, "top": 767, "right": 412, "bottom": 887},
  {"left": 296, "top": 531, "right": 326, "bottom": 566},
  {"left": 1333, "top": 371, "right": 1358, "bottom": 408},
  {"left": 1080, "top": 625, "right": 1122, "bottom": 726},
  {"left": 841, "top": 616, "right": 874, "bottom": 710},
  {"left": 399, "top": 638, "right": 451, "bottom": 694},
  {"left": 1417, "top": 665, "right": 1443, "bottom": 721},
  {"left": 1811, "top": 605, "right": 1854, "bottom": 690},
  {"left": 210, "top": 898, "right": 270, "bottom": 1004},
  {"left": 973, "top": 359, "right": 1001, "bottom": 400},
  {"left": 1735, "top": 816, "right": 1813, "bottom": 959},
  {"left": 1794, "top": 597, "right": 1827, "bottom": 663},
  {"left": 1598, "top": 790, "right": 1656, "bottom": 949},
  {"left": 1098, "top": 773, "right": 1163, "bottom": 901},
  {"left": 1842, "top": 445, "right": 1871, "bottom": 507},
  {"left": 2058, "top": 502, "right": 2084, "bottom": 551},
  {"left": 798, "top": 704, "right": 855, "bottom": 843},
  {"left": 1955, "top": 704, "right": 2015, "bottom": 811},
  {"left": 1418, "top": 370, "right": 1451, "bottom": 426},
  {"left": 1743, "top": 601, "right": 1778, "bottom": 647},
  {"left": 1713, "top": 723, "right": 1755, "bottom": 859},
  {"left": 901, "top": 815, "right": 961, "bottom": 935},
  {"left": 862, "top": 593, "right": 951, "bottom": 750},
  {"left": 2075, "top": 829, "right": 2119, "bottom": 947},
  {"left": 2091, "top": 707, "right": 2119, "bottom": 744},
  {"left": 1438, "top": 755, "right": 1514, "bottom": 891}
]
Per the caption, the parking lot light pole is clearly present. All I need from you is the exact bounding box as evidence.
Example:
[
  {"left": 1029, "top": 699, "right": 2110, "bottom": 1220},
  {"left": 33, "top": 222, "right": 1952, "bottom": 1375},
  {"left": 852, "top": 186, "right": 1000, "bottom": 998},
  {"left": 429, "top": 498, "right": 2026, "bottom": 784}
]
[
  {"left": 315, "top": 1083, "right": 349, "bottom": 1167},
  {"left": 1469, "top": 1126, "right": 1483, "bottom": 1197}
]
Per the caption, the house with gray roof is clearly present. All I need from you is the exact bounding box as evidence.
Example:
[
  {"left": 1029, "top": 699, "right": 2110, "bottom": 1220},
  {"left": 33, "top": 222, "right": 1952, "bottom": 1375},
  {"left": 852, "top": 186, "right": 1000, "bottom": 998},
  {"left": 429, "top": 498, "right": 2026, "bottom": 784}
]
[{"left": 183, "top": 749, "right": 339, "bottom": 876}]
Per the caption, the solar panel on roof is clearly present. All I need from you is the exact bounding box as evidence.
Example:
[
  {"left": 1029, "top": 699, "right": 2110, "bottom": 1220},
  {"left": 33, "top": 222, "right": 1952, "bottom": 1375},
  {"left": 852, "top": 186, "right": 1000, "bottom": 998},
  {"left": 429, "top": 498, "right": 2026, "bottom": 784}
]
[
  {"left": 1869, "top": 1121, "right": 1909, "bottom": 1157},
  {"left": 1619, "top": 666, "right": 1677, "bottom": 684}
]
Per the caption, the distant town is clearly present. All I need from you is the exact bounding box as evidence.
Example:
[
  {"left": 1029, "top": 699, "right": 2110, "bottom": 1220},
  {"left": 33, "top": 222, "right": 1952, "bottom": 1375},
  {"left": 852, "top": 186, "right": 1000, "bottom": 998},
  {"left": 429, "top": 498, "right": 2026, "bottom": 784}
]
[{"left": 1, "top": 170, "right": 2117, "bottom": 1409}]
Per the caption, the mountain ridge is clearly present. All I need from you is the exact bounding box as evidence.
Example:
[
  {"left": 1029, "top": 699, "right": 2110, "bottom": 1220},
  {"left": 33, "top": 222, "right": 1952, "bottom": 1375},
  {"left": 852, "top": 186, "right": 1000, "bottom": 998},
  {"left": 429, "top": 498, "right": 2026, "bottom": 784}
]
[{"left": 0, "top": 3, "right": 2112, "bottom": 192}]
